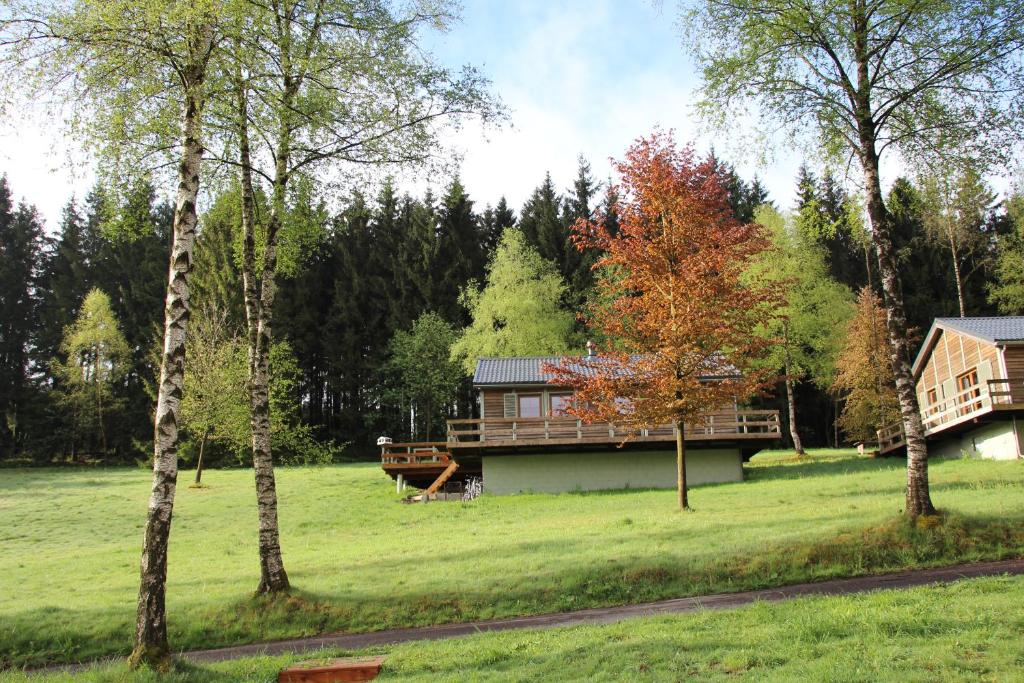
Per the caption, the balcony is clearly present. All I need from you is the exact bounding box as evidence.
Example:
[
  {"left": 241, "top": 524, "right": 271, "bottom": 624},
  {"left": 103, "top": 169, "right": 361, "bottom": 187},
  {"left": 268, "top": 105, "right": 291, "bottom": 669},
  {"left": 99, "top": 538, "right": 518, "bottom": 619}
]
[
  {"left": 878, "top": 376, "right": 1024, "bottom": 453},
  {"left": 445, "top": 409, "right": 781, "bottom": 449}
]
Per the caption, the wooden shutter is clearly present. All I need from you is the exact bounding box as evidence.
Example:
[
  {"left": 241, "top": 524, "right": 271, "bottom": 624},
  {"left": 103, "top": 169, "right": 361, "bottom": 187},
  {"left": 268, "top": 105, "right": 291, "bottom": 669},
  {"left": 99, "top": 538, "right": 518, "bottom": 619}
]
[{"left": 503, "top": 393, "right": 517, "bottom": 418}]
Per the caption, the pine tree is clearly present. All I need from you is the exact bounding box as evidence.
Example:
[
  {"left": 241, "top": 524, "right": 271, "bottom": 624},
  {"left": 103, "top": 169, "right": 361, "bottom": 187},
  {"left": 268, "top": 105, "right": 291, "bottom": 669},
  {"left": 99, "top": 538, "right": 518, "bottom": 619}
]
[
  {"left": 888, "top": 178, "right": 959, "bottom": 337},
  {"left": 0, "top": 180, "right": 45, "bottom": 458},
  {"left": 519, "top": 173, "right": 566, "bottom": 274},
  {"left": 37, "top": 199, "right": 92, "bottom": 366},
  {"left": 561, "top": 157, "right": 600, "bottom": 313},
  {"left": 433, "top": 177, "right": 484, "bottom": 323},
  {"left": 480, "top": 196, "right": 515, "bottom": 255}
]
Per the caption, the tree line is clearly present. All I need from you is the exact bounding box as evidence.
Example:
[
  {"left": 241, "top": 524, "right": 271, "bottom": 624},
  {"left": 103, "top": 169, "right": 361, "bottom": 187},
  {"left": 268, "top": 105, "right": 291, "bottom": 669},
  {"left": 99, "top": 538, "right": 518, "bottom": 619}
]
[{"left": 2, "top": 156, "right": 1021, "bottom": 466}]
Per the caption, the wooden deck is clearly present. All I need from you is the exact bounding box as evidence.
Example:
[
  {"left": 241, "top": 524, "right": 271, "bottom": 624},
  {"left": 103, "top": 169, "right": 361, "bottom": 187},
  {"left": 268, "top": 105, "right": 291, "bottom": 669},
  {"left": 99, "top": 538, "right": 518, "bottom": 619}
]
[
  {"left": 446, "top": 409, "right": 780, "bottom": 448},
  {"left": 381, "top": 410, "right": 780, "bottom": 490},
  {"left": 878, "top": 377, "right": 1024, "bottom": 454}
]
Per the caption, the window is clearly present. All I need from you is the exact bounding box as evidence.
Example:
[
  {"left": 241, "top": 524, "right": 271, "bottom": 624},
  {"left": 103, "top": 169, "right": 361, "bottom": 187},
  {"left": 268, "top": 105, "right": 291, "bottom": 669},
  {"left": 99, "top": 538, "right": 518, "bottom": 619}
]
[
  {"left": 518, "top": 394, "right": 542, "bottom": 418},
  {"left": 549, "top": 393, "right": 574, "bottom": 417},
  {"left": 926, "top": 388, "right": 937, "bottom": 404},
  {"left": 956, "top": 369, "right": 981, "bottom": 415}
]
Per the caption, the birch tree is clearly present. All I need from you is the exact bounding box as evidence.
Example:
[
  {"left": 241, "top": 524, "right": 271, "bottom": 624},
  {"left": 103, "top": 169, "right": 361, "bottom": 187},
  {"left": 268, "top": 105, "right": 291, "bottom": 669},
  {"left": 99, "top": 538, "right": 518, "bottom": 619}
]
[
  {"left": 919, "top": 167, "right": 996, "bottom": 317},
  {"left": 681, "top": 0, "right": 1024, "bottom": 517},
  {"left": 0, "top": 0, "right": 222, "bottom": 666},
  {"left": 214, "top": 0, "right": 501, "bottom": 593}
]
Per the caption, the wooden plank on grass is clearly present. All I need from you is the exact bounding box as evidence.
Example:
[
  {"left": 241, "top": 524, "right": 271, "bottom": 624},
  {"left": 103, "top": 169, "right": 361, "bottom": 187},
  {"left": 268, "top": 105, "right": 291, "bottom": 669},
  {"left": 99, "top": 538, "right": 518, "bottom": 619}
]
[{"left": 278, "top": 656, "right": 386, "bottom": 683}]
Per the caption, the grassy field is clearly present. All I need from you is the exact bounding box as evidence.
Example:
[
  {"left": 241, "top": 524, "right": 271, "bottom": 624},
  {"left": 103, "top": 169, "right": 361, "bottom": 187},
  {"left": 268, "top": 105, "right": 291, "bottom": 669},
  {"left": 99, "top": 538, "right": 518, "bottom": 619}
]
[
  {"left": 9, "top": 574, "right": 1024, "bottom": 681},
  {"left": 0, "top": 450, "right": 1022, "bottom": 669}
]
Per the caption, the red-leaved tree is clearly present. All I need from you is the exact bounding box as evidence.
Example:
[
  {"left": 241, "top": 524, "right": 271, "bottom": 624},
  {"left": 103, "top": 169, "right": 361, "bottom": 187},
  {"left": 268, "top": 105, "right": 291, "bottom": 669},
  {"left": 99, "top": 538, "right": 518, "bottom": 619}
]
[{"left": 546, "top": 133, "right": 781, "bottom": 510}]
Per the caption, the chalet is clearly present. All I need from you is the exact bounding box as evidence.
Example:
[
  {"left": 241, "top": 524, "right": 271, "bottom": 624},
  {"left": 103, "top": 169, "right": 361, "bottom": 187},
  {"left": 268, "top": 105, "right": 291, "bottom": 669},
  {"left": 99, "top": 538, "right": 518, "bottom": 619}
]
[
  {"left": 381, "top": 354, "right": 781, "bottom": 495},
  {"left": 878, "top": 317, "right": 1024, "bottom": 459}
]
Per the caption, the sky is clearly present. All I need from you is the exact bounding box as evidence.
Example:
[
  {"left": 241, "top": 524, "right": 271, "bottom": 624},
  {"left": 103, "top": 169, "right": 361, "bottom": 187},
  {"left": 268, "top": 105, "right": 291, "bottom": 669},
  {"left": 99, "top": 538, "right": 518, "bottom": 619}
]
[{"left": 0, "top": 0, "right": 813, "bottom": 232}]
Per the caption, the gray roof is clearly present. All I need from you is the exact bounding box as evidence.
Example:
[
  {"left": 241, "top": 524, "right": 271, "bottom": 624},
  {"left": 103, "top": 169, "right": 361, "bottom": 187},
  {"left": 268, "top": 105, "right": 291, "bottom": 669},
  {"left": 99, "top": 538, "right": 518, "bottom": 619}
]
[
  {"left": 473, "top": 356, "right": 596, "bottom": 385},
  {"left": 472, "top": 355, "right": 738, "bottom": 386},
  {"left": 911, "top": 316, "right": 1024, "bottom": 376},
  {"left": 933, "top": 317, "right": 1024, "bottom": 344}
]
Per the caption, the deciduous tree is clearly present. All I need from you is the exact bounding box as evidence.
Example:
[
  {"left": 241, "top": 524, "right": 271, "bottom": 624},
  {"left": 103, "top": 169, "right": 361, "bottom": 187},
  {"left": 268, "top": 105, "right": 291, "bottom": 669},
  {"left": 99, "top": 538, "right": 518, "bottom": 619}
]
[
  {"left": 919, "top": 167, "right": 996, "bottom": 317},
  {"left": 0, "top": 0, "right": 222, "bottom": 664},
  {"left": 833, "top": 287, "right": 901, "bottom": 442},
  {"left": 52, "top": 288, "right": 131, "bottom": 458},
  {"left": 547, "top": 134, "right": 779, "bottom": 510},
  {"left": 452, "top": 228, "right": 576, "bottom": 374},
  {"left": 220, "top": 0, "right": 499, "bottom": 594},
  {"left": 681, "top": 0, "right": 1024, "bottom": 516},
  {"left": 385, "top": 312, "right": 463, "bottom": 441},
  {"left": 750, "top": 205, "right": 854, "bottom": 456}
]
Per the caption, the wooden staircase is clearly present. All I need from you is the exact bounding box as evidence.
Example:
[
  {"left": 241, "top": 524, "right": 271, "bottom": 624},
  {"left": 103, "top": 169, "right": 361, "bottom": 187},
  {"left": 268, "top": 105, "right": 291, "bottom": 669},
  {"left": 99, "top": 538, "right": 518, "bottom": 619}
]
[{"left": 424, "top": 460, "right": 459, "bottom": 496}]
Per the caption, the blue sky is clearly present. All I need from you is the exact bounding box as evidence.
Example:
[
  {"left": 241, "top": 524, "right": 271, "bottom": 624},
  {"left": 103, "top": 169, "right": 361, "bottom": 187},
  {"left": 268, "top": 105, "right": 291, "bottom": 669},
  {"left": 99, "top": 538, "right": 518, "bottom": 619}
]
[
  {"left": 419, "top": 0, "right": 804, "bottom": 213},
  {"left": 0, "top": 0, "right": 809, "bottom": 230}
]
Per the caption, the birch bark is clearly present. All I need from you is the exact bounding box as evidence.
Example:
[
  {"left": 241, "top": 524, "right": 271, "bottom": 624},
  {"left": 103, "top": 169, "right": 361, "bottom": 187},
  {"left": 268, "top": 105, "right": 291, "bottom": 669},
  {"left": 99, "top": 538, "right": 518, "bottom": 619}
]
[
  {"left": 130, "top": 21, "right": 215, "bottom": 668},
  {"left": 852, "top": 10, "right": 935, "bottom": 517}
]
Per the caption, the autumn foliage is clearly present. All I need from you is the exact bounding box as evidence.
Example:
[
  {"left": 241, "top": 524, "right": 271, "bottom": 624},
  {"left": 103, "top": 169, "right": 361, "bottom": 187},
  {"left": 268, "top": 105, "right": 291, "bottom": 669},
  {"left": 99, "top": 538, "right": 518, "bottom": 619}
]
[
  {"left": 545, "top": 134, "right": 780, "bottom": 506},
  {"left": 832, "top": 286, "right": 901, "bottom": 442}
]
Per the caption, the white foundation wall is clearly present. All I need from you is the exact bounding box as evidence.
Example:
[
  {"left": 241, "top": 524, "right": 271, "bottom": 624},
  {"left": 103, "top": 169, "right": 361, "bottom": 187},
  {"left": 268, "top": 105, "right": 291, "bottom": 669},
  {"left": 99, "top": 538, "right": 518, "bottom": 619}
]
[
  {"left": 482, "top": 448, "right": 743, "bottom": 495},
  {"left": 928, "top": 419, "right": 1023, "bottom": 461}
]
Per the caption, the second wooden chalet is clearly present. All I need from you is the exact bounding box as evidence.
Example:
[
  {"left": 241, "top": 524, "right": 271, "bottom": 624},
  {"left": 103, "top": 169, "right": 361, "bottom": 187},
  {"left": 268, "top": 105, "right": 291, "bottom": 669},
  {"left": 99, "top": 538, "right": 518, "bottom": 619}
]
[
  {"left": 381, "top": 354, "right": 781, "bottom": 495},
  {"left": 879, "top": 316, "right": 1024, "bottom": 459}
]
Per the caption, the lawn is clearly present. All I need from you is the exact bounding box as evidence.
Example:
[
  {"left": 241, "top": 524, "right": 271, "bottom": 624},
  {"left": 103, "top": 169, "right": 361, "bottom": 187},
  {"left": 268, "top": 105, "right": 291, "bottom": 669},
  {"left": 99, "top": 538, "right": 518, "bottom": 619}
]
[
  {"left": 10, "top": 575, "right": 1024, "bottom": 681},
  {"left": 0, "top": 451, "right": 1022, "bottom": 669}
]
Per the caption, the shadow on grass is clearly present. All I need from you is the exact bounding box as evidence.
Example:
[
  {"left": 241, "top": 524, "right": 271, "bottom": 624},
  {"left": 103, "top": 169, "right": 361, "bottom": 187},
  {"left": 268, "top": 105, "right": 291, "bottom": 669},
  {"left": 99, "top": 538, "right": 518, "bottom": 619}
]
[{"left": 6, "top": 510, "right": 1023, "bottom": 671}]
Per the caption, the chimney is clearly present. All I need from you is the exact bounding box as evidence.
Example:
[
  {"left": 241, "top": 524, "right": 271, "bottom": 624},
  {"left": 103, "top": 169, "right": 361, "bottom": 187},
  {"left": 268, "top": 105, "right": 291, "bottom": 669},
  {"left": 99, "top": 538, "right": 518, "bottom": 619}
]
[{"left": 586, "top": 340, "right": 596, "bottom": 358}]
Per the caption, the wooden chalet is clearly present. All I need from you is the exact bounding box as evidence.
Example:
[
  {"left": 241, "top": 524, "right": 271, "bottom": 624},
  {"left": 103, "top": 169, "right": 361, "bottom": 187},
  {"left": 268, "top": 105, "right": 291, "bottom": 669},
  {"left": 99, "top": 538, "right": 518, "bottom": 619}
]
[
  {"left": 878, "top": 317, "right": 1024, "bottom": 459},
  {"left": 381, "top": 354, "right": 781, "bottom": 495}
]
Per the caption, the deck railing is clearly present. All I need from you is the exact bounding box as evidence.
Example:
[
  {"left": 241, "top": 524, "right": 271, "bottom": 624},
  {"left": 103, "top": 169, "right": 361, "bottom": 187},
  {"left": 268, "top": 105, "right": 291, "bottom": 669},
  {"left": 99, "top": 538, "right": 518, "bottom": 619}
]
[
  {"left": 446, "top": 409, "right": 780, "bottom": 444},
  {"left": 380, "top": 441, "right": 450, "bottom": 465},
  {"left": 920, "top": 378, "right": 1023, "bottom": 433},
  {"left": 877, "top": 375, "right": 1024, "bottom": 452}
]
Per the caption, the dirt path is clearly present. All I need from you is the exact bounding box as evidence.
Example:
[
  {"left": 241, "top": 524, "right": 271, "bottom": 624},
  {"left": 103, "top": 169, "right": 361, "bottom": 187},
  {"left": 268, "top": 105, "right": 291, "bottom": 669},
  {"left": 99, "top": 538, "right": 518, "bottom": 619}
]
[{"left": 176, "top": 557, "right": 1024, "bottom": 664}]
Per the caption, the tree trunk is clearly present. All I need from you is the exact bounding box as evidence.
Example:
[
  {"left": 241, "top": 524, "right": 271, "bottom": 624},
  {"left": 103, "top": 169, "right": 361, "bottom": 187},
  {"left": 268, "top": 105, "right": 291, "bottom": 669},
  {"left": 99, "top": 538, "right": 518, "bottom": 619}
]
[
  {"left": 237, "top": 68, "right": 289, "bottom": 595},
  {"left": 784, "top": 372, "right": 804, "bottom": 456},
  {"left": 783, "top": 327, "right": 804, "bottom": 456},
  {"left": 852, "top": 14, "right": 935, "bottom": 518},
  {"left": 675, "top": 418, "right": 689, "bottom": 510},
  {"left": 425, "top": 397, "right": 432, "bottom": 441},
  {"left": 130, "top": 23, "right": 213, "bottom": 669},
  {"left": 948, "top": 232, "right": 966, "bottom": 317},
  {"left": 194, "top": 428, "right": 208, "bottom": 486}
]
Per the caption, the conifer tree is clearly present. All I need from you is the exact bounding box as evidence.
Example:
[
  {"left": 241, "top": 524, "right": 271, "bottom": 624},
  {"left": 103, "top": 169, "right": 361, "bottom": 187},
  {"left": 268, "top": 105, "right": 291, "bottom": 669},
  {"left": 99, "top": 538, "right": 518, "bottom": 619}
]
[
  {"left": 0, "top": 180, "right": 44, "bottom": 458},
  {"left": 434, "top": 178, "right": 484, "bottom": 323},
  {"left": 37, "top": 199, "right": 92, "bottom": 366}
]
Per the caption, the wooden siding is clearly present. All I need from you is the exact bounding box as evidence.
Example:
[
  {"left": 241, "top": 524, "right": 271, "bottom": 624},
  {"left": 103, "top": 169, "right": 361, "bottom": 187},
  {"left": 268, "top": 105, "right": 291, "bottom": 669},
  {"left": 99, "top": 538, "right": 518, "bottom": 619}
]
[
  {"left": 1003, "top": 346, "right": 1024, "bottom": 403},
  {"left": 916, "top": 328, "right": 1001, "bottom": 411},
  {"left": 480, "top": 386, "right": 572, "bottom": 419}
]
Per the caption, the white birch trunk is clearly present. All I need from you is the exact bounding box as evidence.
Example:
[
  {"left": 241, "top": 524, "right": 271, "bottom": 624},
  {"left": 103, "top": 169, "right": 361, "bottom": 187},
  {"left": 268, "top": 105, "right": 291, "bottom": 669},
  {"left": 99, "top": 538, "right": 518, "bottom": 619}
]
[{"left": 130, "top": 22, "right": 214, "bottom": 668}]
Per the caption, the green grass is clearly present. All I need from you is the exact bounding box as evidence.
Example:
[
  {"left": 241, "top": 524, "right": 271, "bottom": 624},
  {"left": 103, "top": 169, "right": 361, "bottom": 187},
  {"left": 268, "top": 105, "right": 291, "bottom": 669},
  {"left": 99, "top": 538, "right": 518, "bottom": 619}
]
[
  {"left": 10, "top": 574, "right": 1024, "bottom": 681},
  {"left": 0, "top": 450, "right": 1022, "bottom": 669}
]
